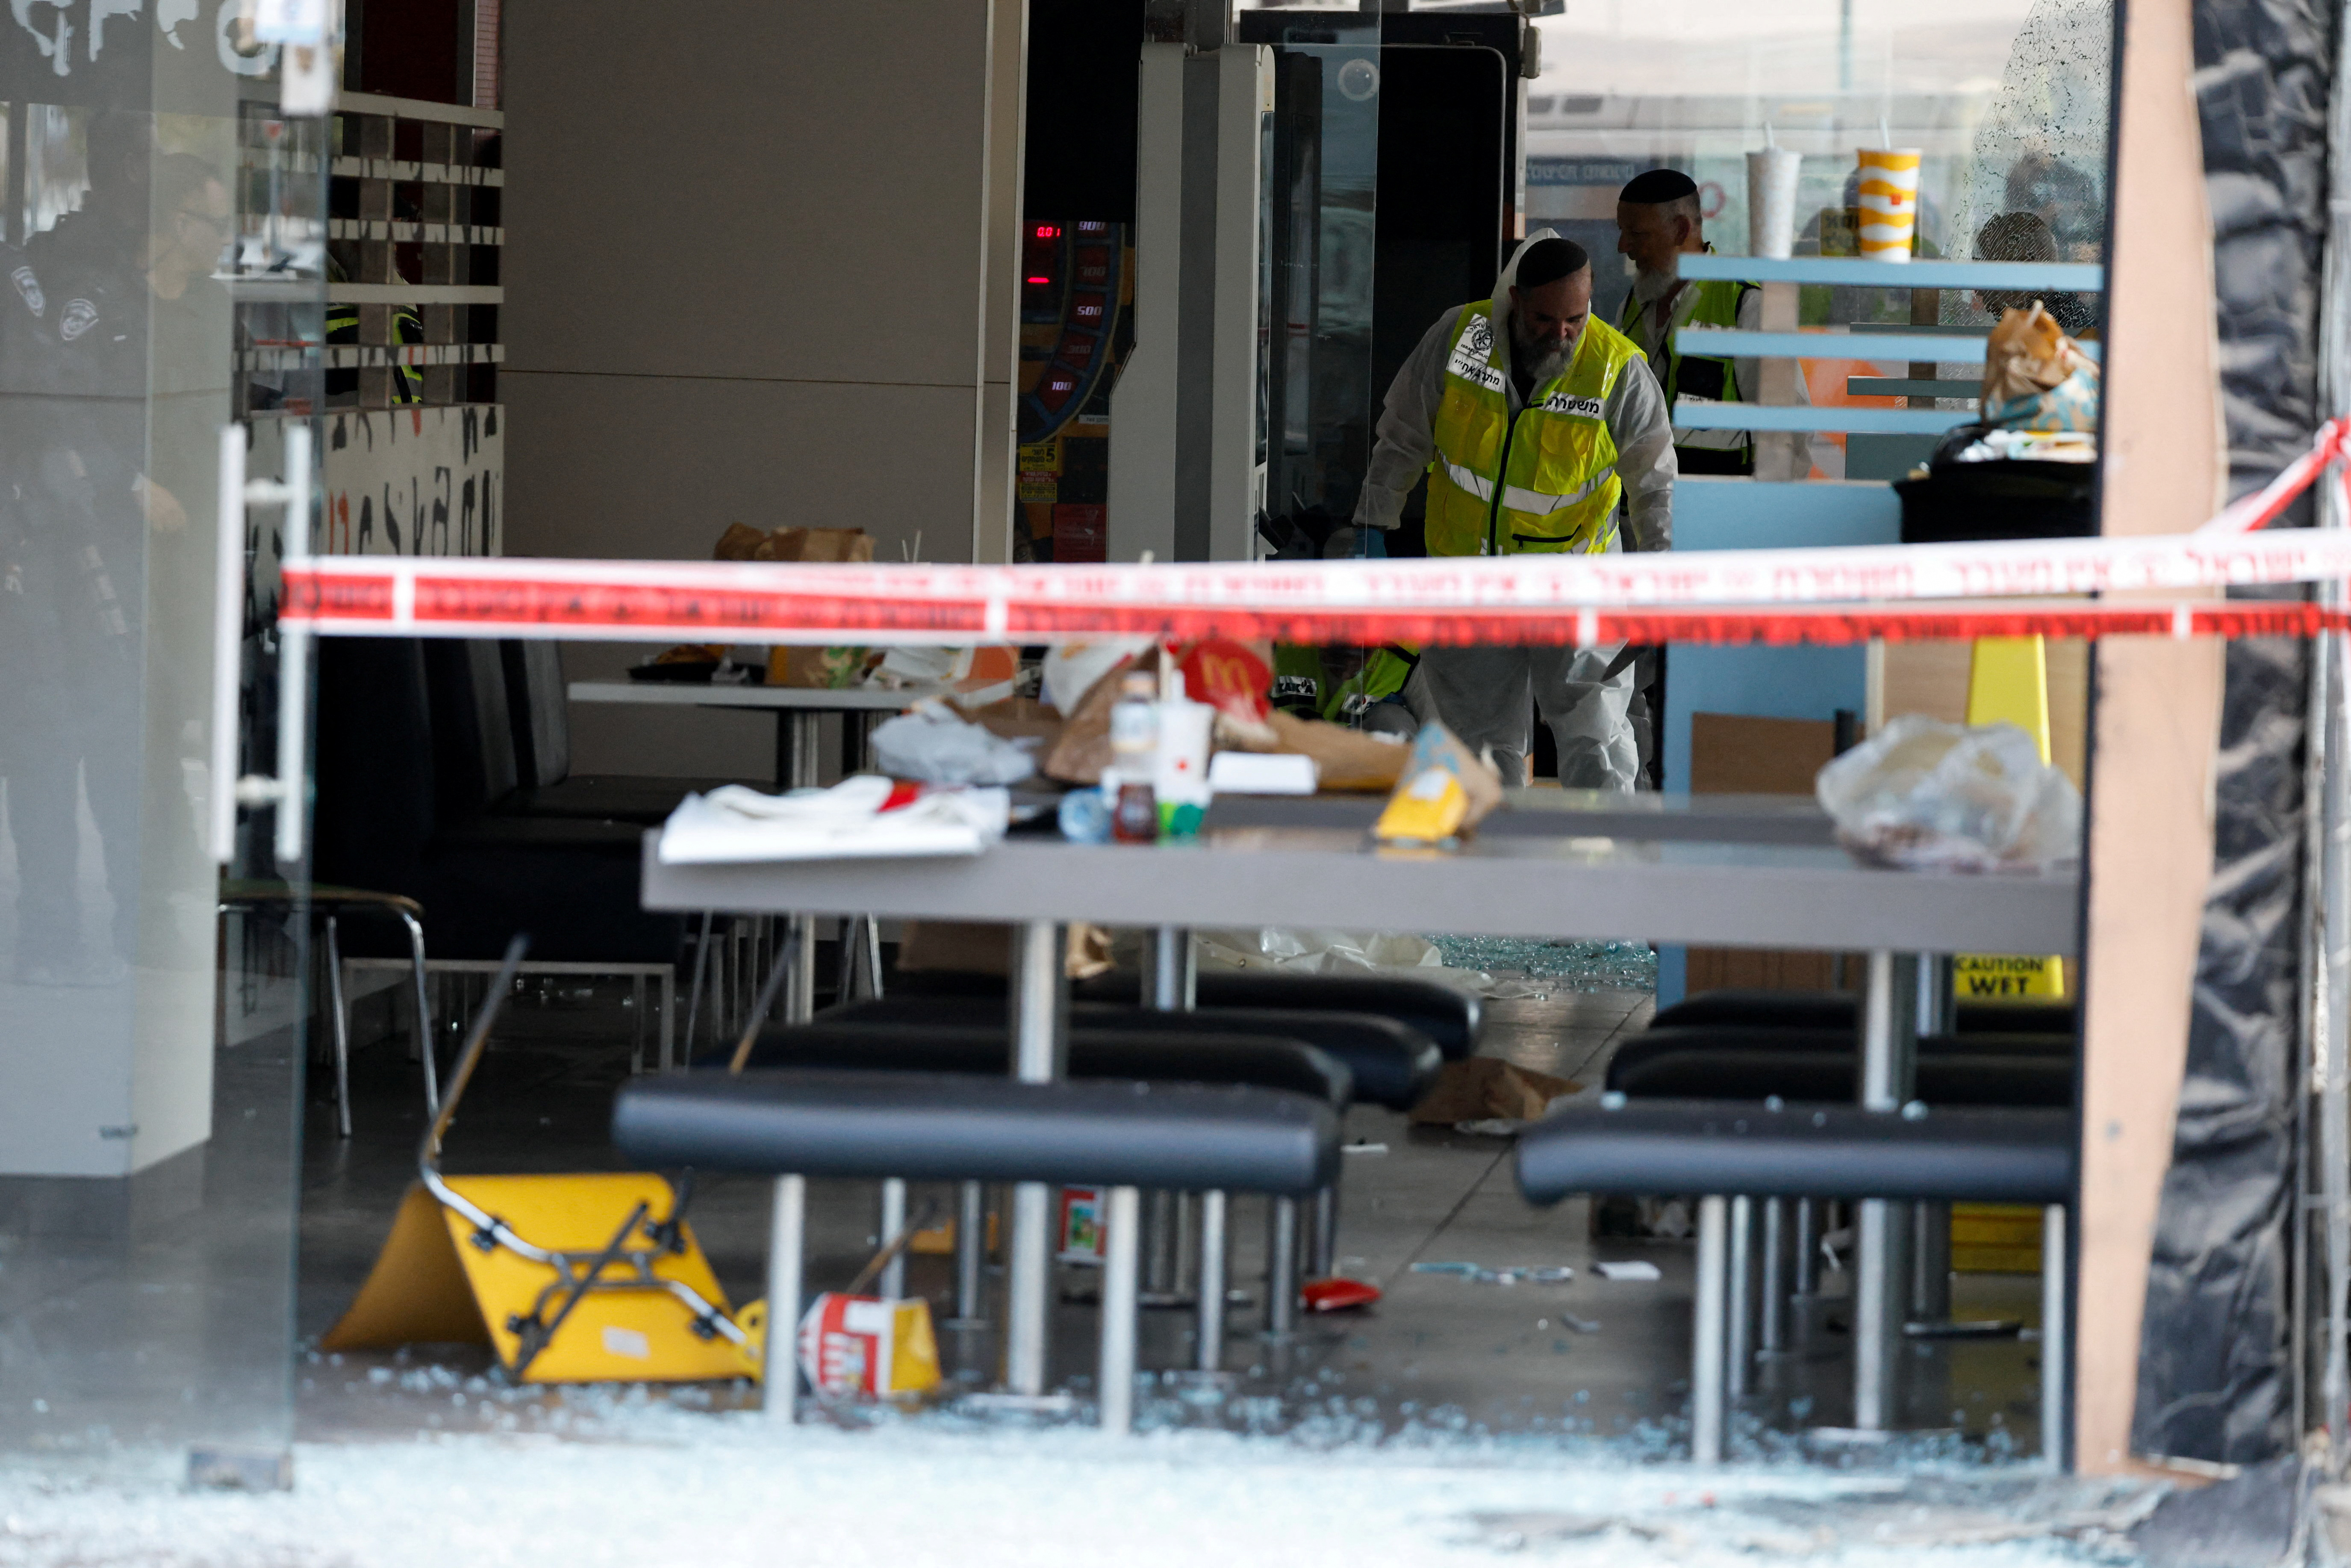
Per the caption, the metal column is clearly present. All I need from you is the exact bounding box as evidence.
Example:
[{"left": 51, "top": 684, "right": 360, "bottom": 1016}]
[
  {"left": 878, "top": 1179, "right": 908, "bottom": 1302},
  {"left": 1759, "top": 1197, "right": 1788, "bottom": 1356},
  {"left": 1005, "top": 920, "right": 1067, "bottom": 1397},
  {"left": 765, "top": 1175, "right": 806, "bottom": 1423},
  {"left": 1726, "top": 1195, "right": 1753, "bottom": 1400},
  {"left": 1692, "top": 1194, "right": 1729, "bottom": 1465},
  {"left": 1196, "top": 1190, "right": 1229, "bottom": 1373},
  {"left": 783, "top": 711, "right": 820, "bottom": 1024},
  {"left": 1099, "top": 1185, "right": 1142, "bottom": 1434},
  {"left": 949, "top": 1181, "right": 988, "bottom": 1327},
  {"left": 1855, "top": 949, "right": 1918, "bottom": 1432}
]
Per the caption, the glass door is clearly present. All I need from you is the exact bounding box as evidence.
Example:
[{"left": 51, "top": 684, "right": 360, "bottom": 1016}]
[{"left": 0, "top": 2, "right": 328, "bottom": 1483}]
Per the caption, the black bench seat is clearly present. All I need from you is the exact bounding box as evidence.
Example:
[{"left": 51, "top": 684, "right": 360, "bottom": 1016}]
[
  {"left": 610, "top": 1069, "right": 1338, "bottom": 1433},
  {"left": 1517, "top": 1099, "right": 2074, "bottom": 1207},
  {"left": 824, "top": 996, "right": 1440, "bottom": 1111},
  {"left": 1512, "top": 1096, "right": 2073, "bottom": 1466},
  {"left": 721, "top": 1024, "right": 1354, "bottom": 1108}
]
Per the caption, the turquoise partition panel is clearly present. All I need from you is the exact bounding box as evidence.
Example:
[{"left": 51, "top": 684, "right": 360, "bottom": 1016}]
[{"left": 1654, "top": 478, "right": 1901, "bottom": 1008}]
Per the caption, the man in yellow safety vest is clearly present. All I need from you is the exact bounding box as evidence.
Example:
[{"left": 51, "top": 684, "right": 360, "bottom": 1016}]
[
  {"left": 1349, "top": 233, "right": 1674, "bottom": 791},
  {"left": 1614, "top": 167, "right": 1827, "bottom": 478}
]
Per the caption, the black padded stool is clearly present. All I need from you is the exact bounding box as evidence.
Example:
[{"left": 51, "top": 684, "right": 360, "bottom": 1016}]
[{"left": 613, "top": 1069, "right": 1338, "bottom": 1432}]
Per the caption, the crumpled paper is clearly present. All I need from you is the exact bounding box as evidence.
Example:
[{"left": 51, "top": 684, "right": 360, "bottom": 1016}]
[
  {"left": 658, "top": 776, "right": 1009, "bottom": 864},
  {"left": 1815, "top": 715, "right": 2080, "bottom": 872}
]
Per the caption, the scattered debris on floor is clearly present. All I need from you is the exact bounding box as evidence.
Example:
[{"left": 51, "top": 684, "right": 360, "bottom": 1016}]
[
  {"left": 0, "top": 1426, "right": 2166, "bottom": 1568},
  {"left": 1593, "top": 1261, "right": 1664, "bottom": 1283},
  {"left": 1410, "top": 1263, "right": 1576, "bottom": 1287}
]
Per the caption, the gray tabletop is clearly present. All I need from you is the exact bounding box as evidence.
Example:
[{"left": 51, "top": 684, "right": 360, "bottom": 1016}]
[
  {"left": 1205, "top": 789, "right": 1840, "bottom": 846},
  {"left": 640, "top": 825, "right": 2078, "bottom": 956},
  {"left": 569, "top": 680, "right": 944, "bottom": 711}
]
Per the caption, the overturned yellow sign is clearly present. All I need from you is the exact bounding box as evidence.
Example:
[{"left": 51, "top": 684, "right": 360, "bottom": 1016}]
[{"left": 321, "top": 1174, "right": 757, "bottom": 1384}]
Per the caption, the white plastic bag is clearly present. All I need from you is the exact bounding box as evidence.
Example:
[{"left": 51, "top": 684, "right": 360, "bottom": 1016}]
[
  {"left": 1814, "top": 715, "right": 2080, "bottom": 872},
  {"left": 871, "top": 702, "right": 1037, "bottom": 787}
]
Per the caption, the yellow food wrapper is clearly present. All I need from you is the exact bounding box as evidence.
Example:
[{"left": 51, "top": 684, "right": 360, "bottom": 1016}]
[
  {"left": 796, "top": 1293, "right": 940, "bottom": 1398},
  {"left": 1374, "top": 721, "right": 1503, "bottom": 844}
]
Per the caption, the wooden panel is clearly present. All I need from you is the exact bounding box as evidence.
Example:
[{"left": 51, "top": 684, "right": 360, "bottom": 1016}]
[
  {"left": 1876, "top": 636, "right": 2090, "bottom": 791},
  {"left": 2073, "top": 0, "right": 2227, "bottom": 1477},
  {"left": 1686, "top": 712, "right": 1853, "bottom": 991},
  {"left": 1687, "top": 713, "right": 1835, "bottom": 796}
]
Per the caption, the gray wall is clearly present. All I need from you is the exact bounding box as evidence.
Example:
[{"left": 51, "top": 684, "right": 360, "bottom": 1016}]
[{"left": 502, "top": 0, "right": 1019, "bottom": 777}]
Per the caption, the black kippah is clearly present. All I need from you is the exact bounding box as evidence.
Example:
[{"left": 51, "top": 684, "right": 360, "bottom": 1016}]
[
  {"left": 1514, "top": 236, "right": 1589, "bottom": 291},
  {"left": 1619, "top": 168, "right": 1698, "bottom": 205}
]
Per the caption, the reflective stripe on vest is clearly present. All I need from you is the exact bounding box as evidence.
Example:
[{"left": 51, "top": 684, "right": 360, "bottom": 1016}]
[{"left": 1423, "top": 305, "right": 1639, "bottom": 559}]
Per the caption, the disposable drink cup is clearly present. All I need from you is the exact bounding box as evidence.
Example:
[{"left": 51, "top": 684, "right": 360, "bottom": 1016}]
[
  {"left": 1745, "top": 148, "right": 1801, "bottom": 259},
  {"left": 1855, "top": 148, "right": 1921, "bottom": 262}
]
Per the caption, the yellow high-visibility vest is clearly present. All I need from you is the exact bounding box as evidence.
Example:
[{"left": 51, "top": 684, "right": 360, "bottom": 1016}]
[{"left": 1424, "top": 304, "right": 1641, "bottom": 558}]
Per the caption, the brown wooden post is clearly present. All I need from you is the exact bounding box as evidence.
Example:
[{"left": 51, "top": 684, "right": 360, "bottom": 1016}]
[{"left": 2072, "top": 0, "right": 2228, "bottom": 1475}]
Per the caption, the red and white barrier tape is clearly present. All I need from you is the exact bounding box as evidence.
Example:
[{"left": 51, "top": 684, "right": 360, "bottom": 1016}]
[
  {"left": 276, "top": 424, "right": 2351, "bottom": 647},
  {"left": 2196, "top": 416, "right": 2350, "bottom": 535}
]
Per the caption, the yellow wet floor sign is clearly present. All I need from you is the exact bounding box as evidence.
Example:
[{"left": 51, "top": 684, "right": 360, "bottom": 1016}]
[
  {"left": 321, "top": 1173, "right": 757, "bottom": 1383},
  {"left": 1957, "top": 635, "right": 2067, "bottom": 1002}
]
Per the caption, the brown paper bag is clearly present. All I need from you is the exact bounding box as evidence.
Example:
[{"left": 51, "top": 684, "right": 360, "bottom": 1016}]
[
  {"left": 1040, "top": 654, "right": 1142, "bottom": 784},
  {"left": 755, "top": 527, "right": 876, "bottom": 564},
  {"left": 1407, "top": 1058, "right": 1580, "bottom": 1126},
  {"left": 713, "top": 522, "right": 769, "bottom": 561},
  {"left": 1231, "top": 709, "right": 1412, "bottom": 793}
]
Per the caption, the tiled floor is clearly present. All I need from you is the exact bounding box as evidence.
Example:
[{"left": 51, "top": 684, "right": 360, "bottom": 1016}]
[{"left": 288, "top": 976, "right": 2044, "bottom": 1459}]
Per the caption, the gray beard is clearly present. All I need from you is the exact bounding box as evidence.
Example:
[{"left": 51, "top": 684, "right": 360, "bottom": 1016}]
[
  {"left": 1630, "top": 264, "right": 1679, "bottom": 305},
  {"left": 1510, "top": 325, "right": 1573, "bottom": 386}
]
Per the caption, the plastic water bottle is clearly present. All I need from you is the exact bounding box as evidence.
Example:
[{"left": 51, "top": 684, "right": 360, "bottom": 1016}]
[{"left": 1057, "top": 787, "right": 1112, "bottom": 844}]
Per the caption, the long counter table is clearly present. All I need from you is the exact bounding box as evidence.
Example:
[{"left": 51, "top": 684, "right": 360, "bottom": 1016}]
[
  {"left": 638, "top": 801, "right": 2080, "bottom": 1423},
  {"left": 641, "top": 825, "right": 2076, "bottom": 956}
]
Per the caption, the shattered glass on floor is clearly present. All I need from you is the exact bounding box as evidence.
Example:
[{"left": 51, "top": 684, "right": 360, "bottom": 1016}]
[{"left": 1425, "top": 935, "right": 1658, "bottom": 993}]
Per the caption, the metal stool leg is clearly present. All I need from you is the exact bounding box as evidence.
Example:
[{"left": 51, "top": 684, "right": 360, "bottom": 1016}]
[
  {"left": 1855, "top": 1198, "right": 1898, "bottom": 1430},
  {"left": 1005, "top": 920, "right": 1065, "bottom": 1396},
  {"left": 862, "top": 915, "right": 884, "bottom": 998},
  {"left": 878, "top": 1178, "right": 908, "bottom": 1300},
  {"left": 1099, "top": 1185, "right": 1141, "bottom": 1434},
  {"left": 1726, "top": 1194, "right": 1753, "bottom": 1400},
  {"left": 1265, "top": 1198, "right": 1300, "bottom": 1336},
  {"left": 396, "top": 911, "right": 436, "bottom": 1113},
  {"left": 1793, "top": 1198, "right": 1820, "bottom": 1298},
  {"left": 834, "top": 917, "right": 859, "bottom": 1006},
  {"left": 766, "top": 1175, "right": 806, "bottom": 1423},
  {"left": 1196, "top": 1191, "right": 1228, "bottom": 1372},
  {"left": 1692, "top": 1194, "right": 1729, "bottom": 1465},
  {"left": 1143, "top": 1189, "right": 1178, "bottom": 1297},
  {"left": 325, "top": 915, "right": 351, "bottom": 1139},
  {"left": 684, "top": 911, "right": 714, "bottom": 1059},
  {"left": 1759, "top": 1197, "right": 1788, "bottom": 1355},
  {"left": 630, "top": 972, "right": 647, "bottom": 1075},
  {"left": 949, "top": 1181, "right": 987, "bottom": 1326},
  {"left": 1310, "top": 1185, "right": 1339, "bottom": 1278},
  {"left": 1910, "top": 1200, "right": 1953, "bottom": 1323},
  {"left": 659, "top": 966, "right": 675, "bottom": 1073}
]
